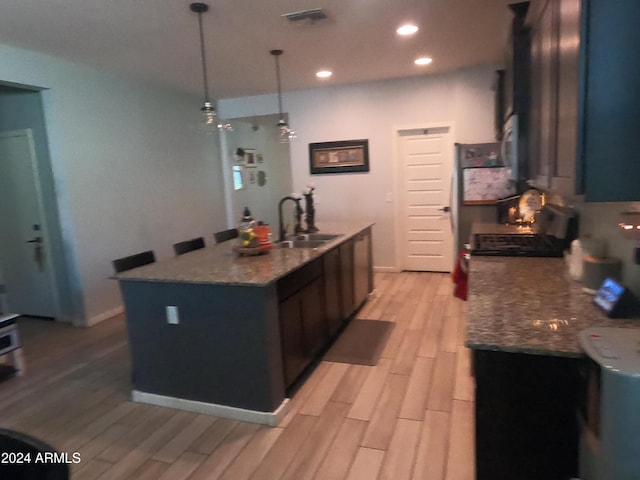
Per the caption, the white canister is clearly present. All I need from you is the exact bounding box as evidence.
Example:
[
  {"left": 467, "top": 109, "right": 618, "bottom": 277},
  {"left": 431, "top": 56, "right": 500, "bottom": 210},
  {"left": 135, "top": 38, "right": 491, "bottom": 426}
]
[{"left": 569, "top": 239, "right": 584, "bottom": 281}]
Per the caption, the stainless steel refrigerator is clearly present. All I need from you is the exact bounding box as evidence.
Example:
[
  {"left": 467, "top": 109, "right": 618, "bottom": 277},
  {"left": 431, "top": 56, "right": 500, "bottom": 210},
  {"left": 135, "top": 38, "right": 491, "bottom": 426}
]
[{"left": 454, "top": 142, "right": 515, "bottom": 254}]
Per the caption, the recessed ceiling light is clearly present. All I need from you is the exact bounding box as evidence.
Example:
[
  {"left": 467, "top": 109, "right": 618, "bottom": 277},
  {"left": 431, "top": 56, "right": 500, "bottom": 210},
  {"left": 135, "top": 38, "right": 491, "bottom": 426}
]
[
  {"left": 316, "top": 70, "right": 332, "bottom": 78},
  {"left": 397, "top": 24, "right": 419, "bottom": 36},
  {"left": 415, "top": 57, "right": 433, "bottom": 66}
]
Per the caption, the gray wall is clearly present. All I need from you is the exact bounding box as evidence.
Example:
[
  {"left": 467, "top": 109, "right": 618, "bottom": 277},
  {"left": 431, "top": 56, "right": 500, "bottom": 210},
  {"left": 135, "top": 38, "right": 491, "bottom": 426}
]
[
  {"left": 1, "top": 43, "right": 228, "bottom": 325},
  {"left": 0, "top": 88, "right": 75, "bottom": 320},
  {"left": 221, "top": 65, "right": 499, "bottom": 271},
  {"left": 224, "top": 114, "right": 293, "bottom": 229}
]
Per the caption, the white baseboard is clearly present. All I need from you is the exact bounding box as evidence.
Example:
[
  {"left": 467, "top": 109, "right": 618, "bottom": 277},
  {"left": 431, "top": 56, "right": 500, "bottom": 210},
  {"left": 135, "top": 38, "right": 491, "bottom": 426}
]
[
  {"left": 132, "top": 390, "right": 289, "bottom": 427},
  {"left": 85, "top": 305, "right": 125, "bottom": 327},
  {"left": 374, "top": 266, "right": 400, "bottom": 273}
]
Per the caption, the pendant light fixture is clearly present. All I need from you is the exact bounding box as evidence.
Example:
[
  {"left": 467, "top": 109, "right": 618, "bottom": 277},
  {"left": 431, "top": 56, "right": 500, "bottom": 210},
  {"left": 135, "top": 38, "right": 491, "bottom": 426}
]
[
  {"left": 190, "top": 2, "right": 232, "bottom": 133},
  {"left": 270, "top": 49, "right": 296, "bottom": 143}
]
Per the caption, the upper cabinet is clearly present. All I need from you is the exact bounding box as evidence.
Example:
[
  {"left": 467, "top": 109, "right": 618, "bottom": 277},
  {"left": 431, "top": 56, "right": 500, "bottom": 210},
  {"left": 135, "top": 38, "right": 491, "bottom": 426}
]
[
  {"left": 503, "top": 3, "right": 531, "bottom": 125},
  {"left": 582, "top": 1, "right": 640, "bottom": 201},
  {"left": 526, "top": 0, "right": 640, "bottom": 201},
  {"left": 527, "top": 0, "right": 578, "bottom": 196},
  {"left": 500, "top": 3, "right": 531, "bottom": 187}
]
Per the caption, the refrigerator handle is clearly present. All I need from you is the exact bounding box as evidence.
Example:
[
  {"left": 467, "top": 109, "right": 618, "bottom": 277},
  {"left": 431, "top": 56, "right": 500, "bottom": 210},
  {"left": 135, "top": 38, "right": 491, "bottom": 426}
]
[
  {"left": 501, "top": 126, "right": 512, "bottom": 168},
  {"left": 448, "top": 175, "right": 454, "bottom": 233}
]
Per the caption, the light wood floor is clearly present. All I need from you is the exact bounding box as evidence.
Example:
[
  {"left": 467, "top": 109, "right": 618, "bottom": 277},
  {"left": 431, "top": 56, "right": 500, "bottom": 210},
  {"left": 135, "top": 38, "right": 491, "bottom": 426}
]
[{"left": 0, "top": 271, "right": 474, "bottom": 480}]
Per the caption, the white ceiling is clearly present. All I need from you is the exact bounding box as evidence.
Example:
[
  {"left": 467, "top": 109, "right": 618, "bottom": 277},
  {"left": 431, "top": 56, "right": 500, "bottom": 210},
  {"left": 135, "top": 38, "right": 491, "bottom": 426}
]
[{"left": 0, "top": 0, "right": 515, "bottom": 99}]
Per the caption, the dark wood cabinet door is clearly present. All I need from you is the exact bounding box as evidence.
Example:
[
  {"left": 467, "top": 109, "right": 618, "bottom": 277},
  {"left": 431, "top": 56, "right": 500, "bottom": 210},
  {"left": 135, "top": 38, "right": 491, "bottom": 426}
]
[
  {"left": 528, "top": 2, "right": 543, "bottom": 184},
  {"left": 474, "top": 350, "right": 580, "bottom": 480},
  {"left": 552, "top": 0, "right": 580, "bottom": 195},
  {"left": 339, "top": 240, "right": 355, "bottom": 318},
  {"left": 538, "top": 0, "right": 558, "bottom": 188},
  {"left": 300, "top": 277, "right": 328, "bottom": 357},
  {"left": 278, "top": 293, "right": 306, "bottom": 388},
  {"left": 323, "top": 247, "right": 343, "bottom": 337},
  {"left": 353, "top": 230, "right": 372, "bottom": 309}
]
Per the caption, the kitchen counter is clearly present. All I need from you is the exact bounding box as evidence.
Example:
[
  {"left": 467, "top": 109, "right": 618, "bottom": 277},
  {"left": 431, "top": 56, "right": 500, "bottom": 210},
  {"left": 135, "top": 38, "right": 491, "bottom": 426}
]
[
  {"left": 114, "top": 222, "right": 374, "bottom": 426},
  {"left": 115, "top": 221, "right": 372, "bottom": 286},
  {"left": 467, "top": 256, "right": 640, "bottom": 357}
]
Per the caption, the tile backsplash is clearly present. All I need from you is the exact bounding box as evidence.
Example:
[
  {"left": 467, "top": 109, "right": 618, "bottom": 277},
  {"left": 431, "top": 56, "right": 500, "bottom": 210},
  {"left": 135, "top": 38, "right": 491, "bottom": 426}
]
[{"left": 576, "top": 202, "right": 640, "bottom": 296}]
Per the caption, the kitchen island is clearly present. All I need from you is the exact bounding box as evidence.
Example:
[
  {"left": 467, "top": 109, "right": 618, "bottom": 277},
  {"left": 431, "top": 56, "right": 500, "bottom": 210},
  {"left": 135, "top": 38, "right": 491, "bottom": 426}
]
[
  {"left": 114, "top": 222, "right": 373, "bottom": 425},
  {"left": 467, "top": 256, "right": 640, "bottom": 480}
]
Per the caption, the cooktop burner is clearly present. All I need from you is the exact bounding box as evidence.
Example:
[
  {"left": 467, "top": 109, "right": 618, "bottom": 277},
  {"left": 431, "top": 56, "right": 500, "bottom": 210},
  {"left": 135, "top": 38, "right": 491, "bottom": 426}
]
[{"left": 472, "top": 233, "right": 565, "bottom": 257}]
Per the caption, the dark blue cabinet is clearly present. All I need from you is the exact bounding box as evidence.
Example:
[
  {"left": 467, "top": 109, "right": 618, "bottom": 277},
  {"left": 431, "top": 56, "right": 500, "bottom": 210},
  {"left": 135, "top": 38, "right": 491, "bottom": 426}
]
[
  {"left": 527, "top": 0, "right": 640, "bottom": 201},
  {"left": 581, "top": 1, "right": 640, "bottom": 201}
]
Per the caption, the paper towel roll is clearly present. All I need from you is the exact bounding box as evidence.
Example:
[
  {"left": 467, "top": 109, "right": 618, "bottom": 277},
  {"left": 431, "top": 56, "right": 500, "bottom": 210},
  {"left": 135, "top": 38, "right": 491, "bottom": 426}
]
[
  {"left": 582, "top": 255, "right": 622, "bottom": 293},
  {"left": 569, "top": 239, "right": 584, "bottom": 281}
]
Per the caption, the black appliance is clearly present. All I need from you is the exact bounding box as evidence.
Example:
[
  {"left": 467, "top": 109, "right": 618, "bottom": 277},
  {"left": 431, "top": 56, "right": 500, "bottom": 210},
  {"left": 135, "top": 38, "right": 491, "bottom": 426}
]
[
  {"left": 454, "top": 142, "right": 513, "bottom": 255},
  {"left": 472, "top": 204, "right": 577, "bottom": 257},
  {"left": 472, "top": 232, "right": 564, "bottom": 257}
]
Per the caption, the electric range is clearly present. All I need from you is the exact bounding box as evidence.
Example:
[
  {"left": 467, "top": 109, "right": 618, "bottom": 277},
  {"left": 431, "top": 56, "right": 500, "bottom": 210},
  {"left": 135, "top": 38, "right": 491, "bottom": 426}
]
[
  {"left": 472, "top": 233, "right": 565, "bottom": 257},
  {"left": 470, "top": 204, "right": 577, "bottom": 257}
]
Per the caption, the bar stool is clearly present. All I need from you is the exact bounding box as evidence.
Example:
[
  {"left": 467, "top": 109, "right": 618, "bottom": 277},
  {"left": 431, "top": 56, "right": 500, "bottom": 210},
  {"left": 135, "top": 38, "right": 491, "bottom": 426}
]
[
  {"left": 112, "top": 250, "right": 156, "bottom": 273},
  {"left": 214, "top": 228, "right": 239, "bottom": 244},
  {"left": 0, "top": 314, "right": 25, "bottom": 376},
  {"left": 173, "top": 237, "right": 205, "bottom": 255}
]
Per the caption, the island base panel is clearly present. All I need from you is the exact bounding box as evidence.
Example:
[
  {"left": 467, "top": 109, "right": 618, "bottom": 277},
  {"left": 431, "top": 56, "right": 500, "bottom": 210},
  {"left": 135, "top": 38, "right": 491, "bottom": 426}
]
[{"left": 121, "top": 281, "right": 285, "bottom": 413}]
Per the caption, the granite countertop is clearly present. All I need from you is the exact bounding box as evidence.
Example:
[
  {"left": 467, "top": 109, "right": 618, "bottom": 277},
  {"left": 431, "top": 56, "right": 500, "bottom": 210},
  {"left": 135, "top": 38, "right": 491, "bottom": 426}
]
[
  {"left": 466, "top": 256, "right": 640, "bottom": 357},
  {"left": 114, "top": 221, "right": 373, "bottom": 287}
]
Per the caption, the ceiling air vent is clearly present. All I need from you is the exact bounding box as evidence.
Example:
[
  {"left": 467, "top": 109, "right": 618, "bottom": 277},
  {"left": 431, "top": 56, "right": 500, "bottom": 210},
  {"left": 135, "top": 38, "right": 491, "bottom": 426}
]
[{"left": 282, "top": 8, "right": 328, "bottom": 25}]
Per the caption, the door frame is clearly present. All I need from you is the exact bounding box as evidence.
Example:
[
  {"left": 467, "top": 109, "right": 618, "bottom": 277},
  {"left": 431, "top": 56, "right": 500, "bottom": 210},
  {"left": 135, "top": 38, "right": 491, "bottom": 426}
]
[
  {"left": 392, "top": 122, "right": 455, "bottom": 272},
  {"left": 0, "top": 128, "right": 61, "bottom": 318}
]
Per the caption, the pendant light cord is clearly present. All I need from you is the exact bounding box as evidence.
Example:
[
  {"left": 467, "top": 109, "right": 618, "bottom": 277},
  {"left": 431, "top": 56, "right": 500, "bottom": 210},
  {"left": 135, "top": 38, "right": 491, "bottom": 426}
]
[
  {"left": 271, "top": 50, "right": 284, "bottom": 117},
  {"left": 197, "top": 11, "right": 210, "bottom": 102},
  {"left": 275, "top": 55, "right": 283, "bottom": 116}
]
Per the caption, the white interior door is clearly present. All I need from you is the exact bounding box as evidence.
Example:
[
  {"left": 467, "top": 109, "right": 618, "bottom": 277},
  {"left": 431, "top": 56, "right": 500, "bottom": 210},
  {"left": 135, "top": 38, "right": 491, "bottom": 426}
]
[
  {"left": 0, "top": 130, "right": 57, "bottom": 317},
  {"left": 398, "top": 127, "right": 454, "bottom": 272}
]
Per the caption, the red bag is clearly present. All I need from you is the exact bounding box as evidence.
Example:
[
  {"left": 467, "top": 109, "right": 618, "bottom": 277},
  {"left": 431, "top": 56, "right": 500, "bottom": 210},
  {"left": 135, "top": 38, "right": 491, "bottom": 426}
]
[{"left": 451, "top": 251, "right": 469, "bottom": 301}]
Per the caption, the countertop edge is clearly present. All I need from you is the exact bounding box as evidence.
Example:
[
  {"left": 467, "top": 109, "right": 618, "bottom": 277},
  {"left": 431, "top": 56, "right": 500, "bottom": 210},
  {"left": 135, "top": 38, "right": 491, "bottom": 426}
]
[{"left": 113, "top": 222, "right": 374, "bottom": 286}]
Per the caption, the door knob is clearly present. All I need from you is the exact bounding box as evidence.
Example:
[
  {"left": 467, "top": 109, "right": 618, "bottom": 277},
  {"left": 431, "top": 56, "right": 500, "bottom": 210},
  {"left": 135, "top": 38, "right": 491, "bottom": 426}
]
[
  {"left": 439, "top": 206, "right": 451, "bottom": 213},
  {"left": 26, "top": 237, "right": 45, "bottom": 270}
]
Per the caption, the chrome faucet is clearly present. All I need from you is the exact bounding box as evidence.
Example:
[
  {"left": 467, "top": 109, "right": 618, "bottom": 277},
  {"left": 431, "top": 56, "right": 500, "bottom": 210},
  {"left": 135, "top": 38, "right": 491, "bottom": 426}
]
[{"left": 278, "top": 195, "right": 304, "bottom": 242}]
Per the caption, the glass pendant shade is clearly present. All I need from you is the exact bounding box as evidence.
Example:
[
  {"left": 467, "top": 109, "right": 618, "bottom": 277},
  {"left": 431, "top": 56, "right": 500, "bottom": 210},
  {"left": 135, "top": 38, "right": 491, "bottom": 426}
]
[
  {"left": 200, "top": 101, "right": 232, "bottom": 133},
  {"left": 277, "top": 119, "right": 296, "bottom": 143},
  {"left": 271, "top": 49, "right": 295, "bottom": 143},
  {"left": 190, "top": 3, "right": 232, "bottom": 134}
]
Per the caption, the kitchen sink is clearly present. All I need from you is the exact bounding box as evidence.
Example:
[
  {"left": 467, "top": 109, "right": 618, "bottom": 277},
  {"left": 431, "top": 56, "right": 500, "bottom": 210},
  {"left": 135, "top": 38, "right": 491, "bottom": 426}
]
[
  {"left": 294, "top": 233, "right": 342, "bottom": 241},
  {"left": 276, "top": 239, "right": 327, "bottom": 249}
]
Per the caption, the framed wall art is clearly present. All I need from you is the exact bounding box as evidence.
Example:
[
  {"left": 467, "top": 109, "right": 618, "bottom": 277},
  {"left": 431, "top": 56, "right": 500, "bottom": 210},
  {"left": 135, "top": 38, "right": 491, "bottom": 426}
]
[
  {"left": 244, "top": 149, "right": 256, "bottom": 167},
  {"left": 309, "top": 139, "right": 369, "bottom": 174}
]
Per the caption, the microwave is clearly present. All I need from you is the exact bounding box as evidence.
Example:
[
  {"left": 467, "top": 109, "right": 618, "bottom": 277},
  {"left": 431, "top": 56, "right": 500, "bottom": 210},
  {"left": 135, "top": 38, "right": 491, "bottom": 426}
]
[{"left": 578, "top": 327, "right": 640, "bottom": 480}]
